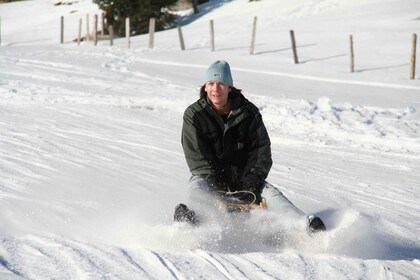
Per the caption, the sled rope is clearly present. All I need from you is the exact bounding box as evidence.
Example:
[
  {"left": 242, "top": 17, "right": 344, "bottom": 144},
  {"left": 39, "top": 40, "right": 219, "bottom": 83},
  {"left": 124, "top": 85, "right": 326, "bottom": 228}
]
[
  {"left": 216, "top": 190, "right": 257, "bottom": 204},
  {"left": 216, "top": 190, "right": 267, "bottom": 211}
]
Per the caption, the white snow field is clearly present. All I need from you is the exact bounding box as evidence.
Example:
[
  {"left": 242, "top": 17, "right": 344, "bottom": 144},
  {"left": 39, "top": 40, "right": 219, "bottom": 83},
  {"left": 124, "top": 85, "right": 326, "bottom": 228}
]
[{"left": 0, "top": 0, "right": 419, "bottom": 279}]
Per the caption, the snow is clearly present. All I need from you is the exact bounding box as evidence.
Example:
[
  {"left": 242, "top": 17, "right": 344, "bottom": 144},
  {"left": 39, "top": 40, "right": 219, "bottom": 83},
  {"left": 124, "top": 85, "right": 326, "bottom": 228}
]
[{"left": 0, "top": 0, "right": 419, "bottom": 279}]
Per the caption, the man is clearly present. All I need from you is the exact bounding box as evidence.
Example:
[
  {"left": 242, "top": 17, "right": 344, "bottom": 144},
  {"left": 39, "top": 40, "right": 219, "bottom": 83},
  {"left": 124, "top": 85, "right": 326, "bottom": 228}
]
[{"left": 174, "top": 60, "right": 325, "bottom": 234}]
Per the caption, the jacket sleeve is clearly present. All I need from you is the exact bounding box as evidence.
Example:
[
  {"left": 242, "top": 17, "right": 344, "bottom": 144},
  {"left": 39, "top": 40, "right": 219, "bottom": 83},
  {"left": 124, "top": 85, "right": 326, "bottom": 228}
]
[
  {"left": 242, "top": 109, "right": 273, "bottom": 193},
  {"left": 181, "top": 106, "right": 215, "bottom": 178}
]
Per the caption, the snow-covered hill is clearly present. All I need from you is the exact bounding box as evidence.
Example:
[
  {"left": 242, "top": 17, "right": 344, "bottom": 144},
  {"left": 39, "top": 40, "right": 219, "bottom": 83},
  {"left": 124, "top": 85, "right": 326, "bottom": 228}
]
[{"left": 0, "top": 0, "right": 419, "bottom": 279}]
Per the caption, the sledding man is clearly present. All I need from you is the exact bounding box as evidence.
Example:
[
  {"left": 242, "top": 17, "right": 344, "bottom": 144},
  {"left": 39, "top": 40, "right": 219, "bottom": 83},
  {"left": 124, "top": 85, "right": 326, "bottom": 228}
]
[{"left": 174, "top": 60, "right": 326, "bottom": 234}]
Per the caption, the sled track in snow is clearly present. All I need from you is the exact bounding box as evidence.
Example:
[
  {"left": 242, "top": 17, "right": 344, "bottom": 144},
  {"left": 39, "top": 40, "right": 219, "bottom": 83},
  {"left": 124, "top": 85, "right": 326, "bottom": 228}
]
[{"left": 5, "top": 231, "right": 418, "bottom": 280}]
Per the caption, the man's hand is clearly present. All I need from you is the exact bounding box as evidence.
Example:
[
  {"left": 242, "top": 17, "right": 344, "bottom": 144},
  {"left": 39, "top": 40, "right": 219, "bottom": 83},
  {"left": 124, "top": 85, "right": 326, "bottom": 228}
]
[{"left": 243, "top": 173, "right": 264, "bottom": 204}]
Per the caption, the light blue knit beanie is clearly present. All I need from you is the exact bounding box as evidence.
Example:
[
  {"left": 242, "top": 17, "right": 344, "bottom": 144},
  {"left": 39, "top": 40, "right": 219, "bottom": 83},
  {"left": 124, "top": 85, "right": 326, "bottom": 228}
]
[{"left": 204, "top": 60, "right": 233, "bottom": 87}]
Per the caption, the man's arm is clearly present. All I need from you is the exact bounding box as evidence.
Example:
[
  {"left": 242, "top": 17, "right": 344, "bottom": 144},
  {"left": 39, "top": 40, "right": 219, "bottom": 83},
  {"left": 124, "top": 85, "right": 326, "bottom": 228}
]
[{"left": 242, "top": 111, "right": 273, "bottom": 195}]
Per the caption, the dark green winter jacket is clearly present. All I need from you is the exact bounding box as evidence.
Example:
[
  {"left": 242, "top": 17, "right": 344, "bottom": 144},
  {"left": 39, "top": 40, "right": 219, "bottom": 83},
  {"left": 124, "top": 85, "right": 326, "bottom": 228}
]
[{"left": 181, "top": 89, "right": 272, "bottom": 194}]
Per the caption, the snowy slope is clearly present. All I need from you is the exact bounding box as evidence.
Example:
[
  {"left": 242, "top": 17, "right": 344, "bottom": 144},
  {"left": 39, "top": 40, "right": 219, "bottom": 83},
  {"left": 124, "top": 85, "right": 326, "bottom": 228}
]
[{"left": 0, "top": 0, "right": 419, "bottom": 279}]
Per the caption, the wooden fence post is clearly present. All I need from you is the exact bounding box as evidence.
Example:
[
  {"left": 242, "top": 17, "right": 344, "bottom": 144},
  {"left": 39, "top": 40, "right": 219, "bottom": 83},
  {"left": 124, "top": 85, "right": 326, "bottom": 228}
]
[
  {"left": 101, "top": 12, "right": 105, "bottom": 36},
  {"left": 86, "top": 14, "right": 90, "bottom": 41},
  {"left": 126, "top": 17, "right": 130, "bottom": 48},
  {"left": 350, "top": 34, "right": 355, "bottom": 72},
  {"left": 60, "top": 16, "right": 64, "bottom": 44},
  {"left": 77, "top": 18, "right": 82, "bottom": 45},
  {"left": 192, "top": 0, "right": 199, "bottom": 14},
  {"left": 410, "top": 33, "right": 417, "bottom": 80},
  {"left": 177, "top": 25, "right": 185, "bottom": 50},
  {"left": 290, "top": 30, "right": 298, "bottom": 64},
  {"left": 109, "top": 25, "right": 114, "bottom": 46},
  {"left": 149, "top": 18, "right": 156, "bottom": 49},
  {"left": 249, "top": 16, "right": 257, "bottom": 55},
  {"left": 210, "top": 19, "right": 215, "bottom": 52},
  {"left": 93, "top": 14, "right": 98, "bottom": 46}
]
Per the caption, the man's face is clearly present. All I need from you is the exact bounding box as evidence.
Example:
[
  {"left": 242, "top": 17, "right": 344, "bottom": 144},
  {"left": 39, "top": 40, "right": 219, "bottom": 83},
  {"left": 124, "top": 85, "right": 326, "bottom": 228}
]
[{"left": 205, "top": 81, "right": 231, "bottom": 109}]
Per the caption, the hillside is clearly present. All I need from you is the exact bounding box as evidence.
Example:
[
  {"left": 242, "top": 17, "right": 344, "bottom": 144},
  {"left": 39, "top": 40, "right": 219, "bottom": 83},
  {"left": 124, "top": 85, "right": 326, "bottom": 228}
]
[{"left": 0, "top": 0, "right": 419, "bottom": 279}]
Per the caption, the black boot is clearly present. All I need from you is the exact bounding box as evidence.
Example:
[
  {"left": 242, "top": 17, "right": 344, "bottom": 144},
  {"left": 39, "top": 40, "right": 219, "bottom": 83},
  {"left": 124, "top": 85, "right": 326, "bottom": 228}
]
[
  {"left": 308, "top": 215, "right": 326, "bottom": 235},
  {"left": 174, "top": 203, "right": 200, "bottom": 225}
]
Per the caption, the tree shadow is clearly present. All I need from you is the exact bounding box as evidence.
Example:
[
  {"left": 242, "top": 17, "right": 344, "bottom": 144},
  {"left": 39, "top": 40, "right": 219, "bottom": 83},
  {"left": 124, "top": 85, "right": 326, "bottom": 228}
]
[{"left": 176, "top": 0, "right": 234, "bottom": 26}]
